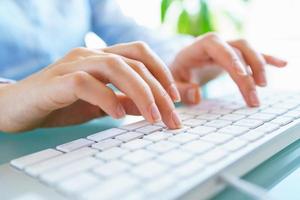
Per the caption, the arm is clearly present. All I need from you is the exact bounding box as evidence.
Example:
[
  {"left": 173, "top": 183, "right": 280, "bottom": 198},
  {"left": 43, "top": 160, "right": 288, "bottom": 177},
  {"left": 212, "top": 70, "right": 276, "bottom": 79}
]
[{"left": 0, "top": 43, "right": 182, "bottom": 133}]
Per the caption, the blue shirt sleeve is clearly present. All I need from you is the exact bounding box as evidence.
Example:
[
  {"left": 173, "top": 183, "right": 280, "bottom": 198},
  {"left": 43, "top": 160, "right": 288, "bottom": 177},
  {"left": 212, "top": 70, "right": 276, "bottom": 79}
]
[{"left": 89, "top": 0, "right": 193, "bottom": 65}]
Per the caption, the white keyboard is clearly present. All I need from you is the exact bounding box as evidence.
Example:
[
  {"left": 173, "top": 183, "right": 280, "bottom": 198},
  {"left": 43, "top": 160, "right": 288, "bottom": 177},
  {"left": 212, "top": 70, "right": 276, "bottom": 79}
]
[{"left": 10, "top": 91, "right": 300, "bottom": 200}]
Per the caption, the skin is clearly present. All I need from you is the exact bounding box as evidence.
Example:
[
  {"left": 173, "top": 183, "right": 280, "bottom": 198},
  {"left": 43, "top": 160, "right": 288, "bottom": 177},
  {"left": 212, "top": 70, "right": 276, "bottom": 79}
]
[
  {"left": 0, "top": 33, "right": 287, "bottom": 133},
  {"left": 171, "top": 33, "right": 287, "bottom": 106}
]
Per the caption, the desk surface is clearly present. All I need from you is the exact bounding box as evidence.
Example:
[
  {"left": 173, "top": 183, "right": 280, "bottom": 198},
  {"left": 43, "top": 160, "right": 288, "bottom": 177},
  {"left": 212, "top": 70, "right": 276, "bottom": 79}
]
[{"left": 0, "top": 117, "right": 299, "bottom": 200}]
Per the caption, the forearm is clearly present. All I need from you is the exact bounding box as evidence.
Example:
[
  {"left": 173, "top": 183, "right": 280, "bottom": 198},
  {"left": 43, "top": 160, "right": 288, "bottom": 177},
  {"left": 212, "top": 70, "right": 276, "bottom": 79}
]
[{"left": 0, "top": 83, "right": 9, "bottom": 88}]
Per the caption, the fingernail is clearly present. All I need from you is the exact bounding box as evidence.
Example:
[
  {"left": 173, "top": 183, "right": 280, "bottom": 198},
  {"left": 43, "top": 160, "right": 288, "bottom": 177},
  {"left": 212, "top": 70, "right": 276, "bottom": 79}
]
[
  {"left": 187, "top": 88, "right": 197, "bottom": 103},
  {"left": 149, "top": 103, "right": 161, "bottom": 122},
  {"left": 116, "top": 104, "right": 126, "bottom": 118},
  {"left": 171, "top": 110, "right": 182, "bottom": 128},
  {"left": 258, "top": 72, "right": 267, "bottom": 87},
  {"left": 233, "top": 60, "right": 247, "bottom": 76},
  {"left": 249, "top": 90, "right": 260, "bottom": 106},
  {"left": 274, "top": 57, "right": 288, "bottom": 66},
  {"left": 169, "top": 84, "right": 181, "bottom": 102}
]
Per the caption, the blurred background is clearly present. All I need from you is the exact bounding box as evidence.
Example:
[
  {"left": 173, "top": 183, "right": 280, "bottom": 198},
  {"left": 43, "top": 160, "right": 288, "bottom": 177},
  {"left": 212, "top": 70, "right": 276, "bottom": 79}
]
[{"left": 116, "top": 0, "right": 300, "bottom": 97}]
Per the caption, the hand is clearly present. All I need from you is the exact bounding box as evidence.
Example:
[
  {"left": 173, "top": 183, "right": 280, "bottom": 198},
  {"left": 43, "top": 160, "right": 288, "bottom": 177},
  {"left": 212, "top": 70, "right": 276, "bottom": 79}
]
[
  {"left": 0, "top": 42, "right": 182, "bottom": 133},
  {"left": 171, "top": 33, "right": 287, "bottom": 106}
]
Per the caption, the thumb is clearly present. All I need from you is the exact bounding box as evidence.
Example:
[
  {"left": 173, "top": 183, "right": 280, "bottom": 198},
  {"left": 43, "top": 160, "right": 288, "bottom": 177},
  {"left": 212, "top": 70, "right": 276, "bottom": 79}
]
[{"left": 176, "top": 81, "right": 201, "bottom": 105}]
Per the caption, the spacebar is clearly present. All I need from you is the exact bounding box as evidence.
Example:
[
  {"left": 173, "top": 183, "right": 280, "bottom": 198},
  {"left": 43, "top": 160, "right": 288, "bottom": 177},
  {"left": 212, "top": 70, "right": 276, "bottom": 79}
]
[{"left": 25, "top": 147, "right": 97, "bottom": 177}]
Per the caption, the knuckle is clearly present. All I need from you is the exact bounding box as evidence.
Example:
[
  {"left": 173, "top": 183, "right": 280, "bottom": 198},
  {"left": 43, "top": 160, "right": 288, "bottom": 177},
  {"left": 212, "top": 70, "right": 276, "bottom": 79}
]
[
  {"left": 105, "top": 54, "right": 123, "bottom": 66},
  {"left": 134, "top": 41, "right": 149, "bottom": 49},
  {"left": 158, "top": 87, "right": 169, "bottom": 98},
  {"left": 138, "top": 82, "right": 152, "bottom": 97},
  {"left": 68, "top": 71, "right": 89, "bottom": 87},
  {"left": 237, "top": 38, "right": 248, "bottom": 46},
  {"left": 70, "top": 47, "right": 87, "bottom": 56},
  {"left": 204, "top": 32, "right": 219, "bottom": 41},
  {"left": 133, "top": 61, "right": 148, "bottom": 74},
  {"left": 132, "top": 41, "right": 150, "bottom": 55}
]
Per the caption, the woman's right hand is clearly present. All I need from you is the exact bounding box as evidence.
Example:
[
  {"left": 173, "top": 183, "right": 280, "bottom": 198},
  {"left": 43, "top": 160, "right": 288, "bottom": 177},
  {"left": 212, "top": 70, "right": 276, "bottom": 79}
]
[{"left": 0, "top": 42, "right": 182, "bottom": 133}]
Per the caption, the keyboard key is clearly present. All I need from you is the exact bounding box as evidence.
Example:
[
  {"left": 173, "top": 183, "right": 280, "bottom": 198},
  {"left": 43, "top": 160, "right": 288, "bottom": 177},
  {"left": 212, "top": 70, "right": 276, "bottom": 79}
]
[
  {"left": 183, "top": 118, "right": 207, "bottom": 127},
  {"left": 157, "top": 150, "right": 193, "bottom": 166},
  {"left": 87, "top": 128, "right": 127, "bottom": 142},
  {"left": 196, "top": 114, "right": 221, "bottom": 120},
  {"left": 58, "top": 172, "right": 100, "bottom": 194},
  {"left": 121, "top": 120, "right": 149, "bottom": 131},
  {"left": 274, "top": 102, "right": 298, "bottom": 109},
  {"left": 10, "top": 149, "right": 62, "bottom": 170},
  {"left": 168, "top": 133, "right": 198, "bottom": 144},
  {"left": 96, "top": 147, "right": 128, "bottom": 161},
  {"left": 92, "top": 139, "right": 122, "bottom": 151},
  {"left": 145, "top": 175, "right": 175, "bottom": 194},
  {"left": 221, "top": 139, "right": 248, "bottom": 152},
  {"left": 122, "top": 139, "right": 152, "bottom": 150},
  {"left": 131, "top": 160, "right": 168, "bottom": 179},
  {"left": 248, "top": 113, "right": 276, "bottom": 121},
  {"left": 271, "top": 116, "right": 293, "bottom": 125},
  {"left": 136, "top": 125, "right": 163, "bottom": 134},
  {"left": 173, "top": 160, "right": 205, "bottom": 177},
  {"left": 56, "top": 138, "right": 94, "bottom": 153},
  {"left": 205, "top": 120, "right": 232, "bottom": 128},
  {"left": 93, "top": 160, "right": 130, "bottom": 177},
  {"left": 200, "top": 133, "right": 233, "bottom": 144},
  {"left": 210, "top": 108, "right": 233, "bottom": 115},
  {"left": 81, "top": 174, "right": 139, "bottom": 200},
  {"left": 218, "top": 125, "right": 249, "bottom": 136},
  {"left": 234, "top": 119, "right": 263, "bottom": 128},
  {"left": 188, "top": 126, "right": 217, "bottom": 136},
  {"left": 153, "top": 121, "right": 167, "bottom": 127},
  {"left": 184, "top": 109, "right": 209, "bottom": 115},
  {"left": 197, "top": 149, "right": 227, "bottom": 164},
  {"left": 262, "top": 107, "right": 287, "bottom": 115},
  {"left": 223, "top": 102, "right": 244, "bottom": 110},
  {"left": 164, "top": 126, "right": 190, "bottom": 134},
  {"left": 146, "top": 141, "right": 179, "bottom": 153},
  {"left": 253, "top": 123, "right": 279, "bottom": 133},
  {"left": 180, "top": 140, "right": 214, "bottom": 154},
  {"left": 234, "top": 108, "right": 259, "bottom": 115},
  {"left": 284, "top": 110, "right": 300, "bottom": 118},
  {"left": 240, "top": 131, "right": 265, "bottom": 142},
  {"left": 178, "top": 113, "right": 194, "bottom": 120},
  {"left": 40, "top": 157, "right": 100, "bottom": 184},
  {"left": 115, "top": 132, "right": 143, "bottom": 142},
  {"left": 143, "top": 131, "right": 172, "bottom": 142},
  {"left": 25, "top": 147, "right": 97, "bottom": 176},
  {"left": 122, "top": 149, "right": 155, "bottom": 164},
  {"left": 122, "top": 190, "right": 145, "bottom": 200},
  {"left": 220, "top": 114, "right": 245, "bottom": 121}
]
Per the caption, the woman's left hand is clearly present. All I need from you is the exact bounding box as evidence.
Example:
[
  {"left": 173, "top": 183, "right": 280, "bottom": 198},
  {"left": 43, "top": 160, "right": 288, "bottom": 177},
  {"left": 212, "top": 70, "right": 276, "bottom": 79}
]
[{"left": 170, "top": 32, "right": 287, "bottom": 106}]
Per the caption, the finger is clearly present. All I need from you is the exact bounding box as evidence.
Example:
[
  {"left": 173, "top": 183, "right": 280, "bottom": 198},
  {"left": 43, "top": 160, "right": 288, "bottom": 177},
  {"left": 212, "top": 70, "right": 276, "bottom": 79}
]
[
  {"left": 103, "top": 42, "right": 181, "bottom": 102},
  {"left": 229, "top": 40, "right": 267, "bottom": 87},
  {"left": 61, "top": 55, "right": 162, "bottom": 124},
  {"left": 54, "top": 47, "right": 100, "bottom": 65},
  {"left": 44, "top": 71, "right": 126, "bottom": 119},
  {"left": 202, "top": 34, "right": 259, "bottom": 107},
  {"left": 176, "top": 81, "right": 201, "bottom": 105},
  {"left": 116, "top": 93, "right": 141, "bottom": 115},
  {"left": 124, "top": 58, "right": 181, "bottom": 129},
  {"left": 43, "top": 101, "right": 104, "bottom": 127},
  {"left": 262, "top": 54, "right": 287, "bottom": 67}
]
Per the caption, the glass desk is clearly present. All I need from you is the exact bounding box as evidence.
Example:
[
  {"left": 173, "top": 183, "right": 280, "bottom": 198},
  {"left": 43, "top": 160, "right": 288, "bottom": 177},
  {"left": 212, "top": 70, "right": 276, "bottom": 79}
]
[{"left": 0, "top": 117, "right": 299, "bottom": 200}]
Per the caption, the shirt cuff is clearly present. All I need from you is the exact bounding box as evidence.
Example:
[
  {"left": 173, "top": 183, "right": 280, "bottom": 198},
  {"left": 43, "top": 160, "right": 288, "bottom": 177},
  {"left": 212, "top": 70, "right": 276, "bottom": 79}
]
[{"left": 0, "top": 78, "right": 16, "bottom": 84}]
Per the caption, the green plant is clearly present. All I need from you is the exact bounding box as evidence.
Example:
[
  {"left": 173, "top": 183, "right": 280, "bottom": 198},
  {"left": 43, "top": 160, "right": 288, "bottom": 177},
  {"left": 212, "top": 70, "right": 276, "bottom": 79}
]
[{"left": 161, "top": 0, "right": 249, "bottom": 36}]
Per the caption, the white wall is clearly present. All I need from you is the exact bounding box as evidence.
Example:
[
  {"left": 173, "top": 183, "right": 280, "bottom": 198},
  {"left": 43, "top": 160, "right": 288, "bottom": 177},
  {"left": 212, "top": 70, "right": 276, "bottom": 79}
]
[{"left": 117, "top": 0, "right": 300, "bottom": 95}]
